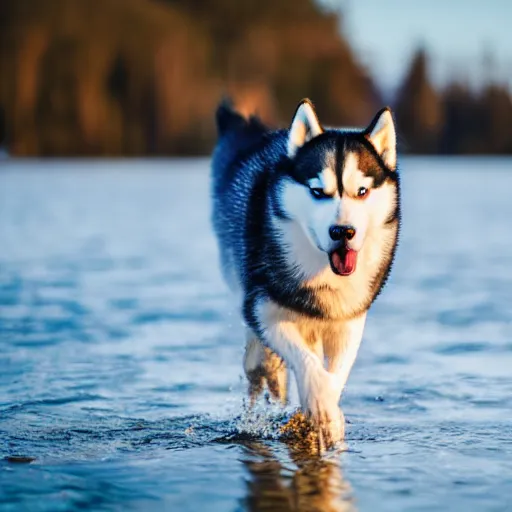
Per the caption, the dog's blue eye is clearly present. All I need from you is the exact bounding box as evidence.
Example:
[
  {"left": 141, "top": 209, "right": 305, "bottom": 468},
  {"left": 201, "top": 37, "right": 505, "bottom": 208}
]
[
  {"left": 310, "top": 188, "right": 330, "bottom": 200},
  {"left": 357, "top": 186, "right": 369, "bottom": 198}
]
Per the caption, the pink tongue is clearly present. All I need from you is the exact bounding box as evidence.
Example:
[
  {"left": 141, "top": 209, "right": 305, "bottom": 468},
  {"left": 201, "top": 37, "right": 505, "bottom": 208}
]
[{"left": 332, "top": 249, "right": 357, "bottom": 275}]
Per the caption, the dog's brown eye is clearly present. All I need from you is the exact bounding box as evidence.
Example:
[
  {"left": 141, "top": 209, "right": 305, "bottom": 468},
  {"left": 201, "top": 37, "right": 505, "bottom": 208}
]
[
  {"left": 357, "top": 186, "right": 369, "bottom": 198},
  {"left": 310, "top": 188, "right": 331, "bottom": 200}
]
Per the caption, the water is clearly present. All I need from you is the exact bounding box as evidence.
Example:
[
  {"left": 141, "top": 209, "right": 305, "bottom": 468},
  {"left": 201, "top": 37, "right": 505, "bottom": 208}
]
[{"left": 1, "top": 157, "right": 511, "bottom": 511}]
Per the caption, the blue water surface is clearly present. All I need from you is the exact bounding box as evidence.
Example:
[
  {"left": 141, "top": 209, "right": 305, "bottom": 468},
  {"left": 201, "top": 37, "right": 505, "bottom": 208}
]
[{"left": 1, "top": 158, "right": 511, "bottom": 511}]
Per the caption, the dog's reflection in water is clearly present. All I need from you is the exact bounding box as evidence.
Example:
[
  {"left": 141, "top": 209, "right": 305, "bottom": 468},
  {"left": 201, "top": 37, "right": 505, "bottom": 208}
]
[{"left": 239, "top": 440, "right": 355, "bottom": 512}]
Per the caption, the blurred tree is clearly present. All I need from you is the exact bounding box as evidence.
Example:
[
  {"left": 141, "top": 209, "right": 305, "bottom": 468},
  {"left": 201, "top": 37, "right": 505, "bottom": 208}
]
[
  {"left": 394, "top": 47, "right": 443, "bottom": 153},
  {"left": 107, "top": 54, "right": 130, "bottom": 105},
  {"left": 440, "top": 82, "right": 512, "bottom": 154},
  {"left": 0, "top": 106, "right": 5, "bottom": 148},
  {"left": 480, "top": 84, "right": 512, "bottom": 153},
  {"left": 439, "top": 82, "right": 479, "bottom": 154},
  {"left": 35, "top": 38, "right": 82, "bottom": 155}
]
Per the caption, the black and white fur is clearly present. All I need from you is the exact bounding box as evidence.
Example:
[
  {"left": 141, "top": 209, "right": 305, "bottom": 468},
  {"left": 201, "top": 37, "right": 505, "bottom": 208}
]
[{"left": 211, "top": 98, "right": 400, "bottom": 449}]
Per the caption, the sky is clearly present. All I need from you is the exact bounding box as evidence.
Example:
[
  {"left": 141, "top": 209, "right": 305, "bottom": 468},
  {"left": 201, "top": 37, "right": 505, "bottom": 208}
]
[{"left": 323, "top": 0, "right": 512, "bottom": 98}]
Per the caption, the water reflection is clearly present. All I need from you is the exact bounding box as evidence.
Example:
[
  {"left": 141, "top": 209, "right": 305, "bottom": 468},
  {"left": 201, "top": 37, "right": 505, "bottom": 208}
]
[{"left": 240, "top": 441, "right": 355, "bottom": 512}]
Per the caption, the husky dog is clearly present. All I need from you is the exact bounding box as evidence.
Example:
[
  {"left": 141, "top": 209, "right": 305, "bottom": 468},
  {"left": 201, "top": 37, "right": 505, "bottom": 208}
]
[{"left": 211, "top": 98, "right": 400, "bottom": 448}]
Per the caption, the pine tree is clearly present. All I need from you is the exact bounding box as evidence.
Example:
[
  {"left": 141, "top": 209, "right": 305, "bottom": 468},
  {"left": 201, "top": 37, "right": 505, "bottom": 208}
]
[{"left": 394, "top": 47, "right": 443, "bottom": 154}]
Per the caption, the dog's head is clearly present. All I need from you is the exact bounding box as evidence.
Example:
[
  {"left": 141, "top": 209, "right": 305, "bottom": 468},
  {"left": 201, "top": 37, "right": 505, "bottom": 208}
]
[{"left": 276, "top": 99, "right": 399, "bottom": 279}]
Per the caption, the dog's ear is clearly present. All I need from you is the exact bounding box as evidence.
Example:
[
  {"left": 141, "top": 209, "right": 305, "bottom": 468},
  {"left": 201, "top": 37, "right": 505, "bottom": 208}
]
[
  {"left": 287, "top": 99, "right": 323, "bottom": 158},
  {"left": 365, "top": 107, "right": 397, "bottom": 170}
]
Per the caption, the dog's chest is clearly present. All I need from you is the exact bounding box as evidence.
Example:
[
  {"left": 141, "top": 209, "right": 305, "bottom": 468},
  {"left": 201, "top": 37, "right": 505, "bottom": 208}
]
[
  {"left": 294, "top": 316, "right": 342, "bottom": 348},
  {"left": 306, "top": 276, "right": 370, "bottom": 321}
]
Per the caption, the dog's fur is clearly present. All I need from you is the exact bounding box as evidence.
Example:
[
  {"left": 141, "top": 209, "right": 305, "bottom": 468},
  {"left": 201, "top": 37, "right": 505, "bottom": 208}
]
[{"left": 211, "top": 98, "right": 400, "bottom": 449}]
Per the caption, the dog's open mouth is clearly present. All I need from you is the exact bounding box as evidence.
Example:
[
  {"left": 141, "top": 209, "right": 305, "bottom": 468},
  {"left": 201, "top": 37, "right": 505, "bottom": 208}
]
[{"left": 329, "top": 246, "right": 357, "bottom": 276}]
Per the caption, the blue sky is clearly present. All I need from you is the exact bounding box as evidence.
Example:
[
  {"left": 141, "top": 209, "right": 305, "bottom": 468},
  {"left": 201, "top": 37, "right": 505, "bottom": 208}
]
[{"left": 323, "top": 0, "right": 512, "bottom": 98}]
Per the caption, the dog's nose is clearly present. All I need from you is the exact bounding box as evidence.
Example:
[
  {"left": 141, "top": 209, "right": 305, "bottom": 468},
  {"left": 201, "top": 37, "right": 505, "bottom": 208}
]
[{"left": 329, "top": 225, "right": 356, "bottom": 241}]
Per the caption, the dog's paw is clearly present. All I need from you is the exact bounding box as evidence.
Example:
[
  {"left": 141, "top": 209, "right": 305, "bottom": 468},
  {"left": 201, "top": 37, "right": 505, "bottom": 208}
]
[
  {"left": 307, "top": 400, "right": 345, "bottom": 451},
  {"left": 244, "top": 339, "right": 288, "bottom": 405},
  {"left": 296, "top": 367, "right": 345, "bottom": 451},
  {"left": 280, "top": 408, "right": 344, "bottom": 453}
]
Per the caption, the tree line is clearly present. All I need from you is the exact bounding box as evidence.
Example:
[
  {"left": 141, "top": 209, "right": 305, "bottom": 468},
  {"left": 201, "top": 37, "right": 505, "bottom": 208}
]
[{"left": 0, "top": 0, "right": 511, "bottom": 156}]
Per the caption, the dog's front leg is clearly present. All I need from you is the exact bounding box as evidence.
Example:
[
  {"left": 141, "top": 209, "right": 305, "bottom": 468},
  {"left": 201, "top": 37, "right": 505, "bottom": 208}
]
[
  {"left": 293, "top": 353, "right": 346, "bottom": 450},
  {"left": 254, "top": 304, "right": 345, "bottom": 448},
  {"left": 324, "top": 314, "right": 367, "bottom": 392}
]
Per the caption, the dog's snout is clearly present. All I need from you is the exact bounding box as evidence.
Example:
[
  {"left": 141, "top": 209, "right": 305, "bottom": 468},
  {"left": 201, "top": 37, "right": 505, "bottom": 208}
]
[{"left": 329, "top": 225, "right": 356, "bottom": 242}]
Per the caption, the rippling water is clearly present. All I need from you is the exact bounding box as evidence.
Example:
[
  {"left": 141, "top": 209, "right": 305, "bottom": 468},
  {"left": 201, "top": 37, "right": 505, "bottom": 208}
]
[{"left": 1, "top": 158, "right": 511, "bottom": 511}]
